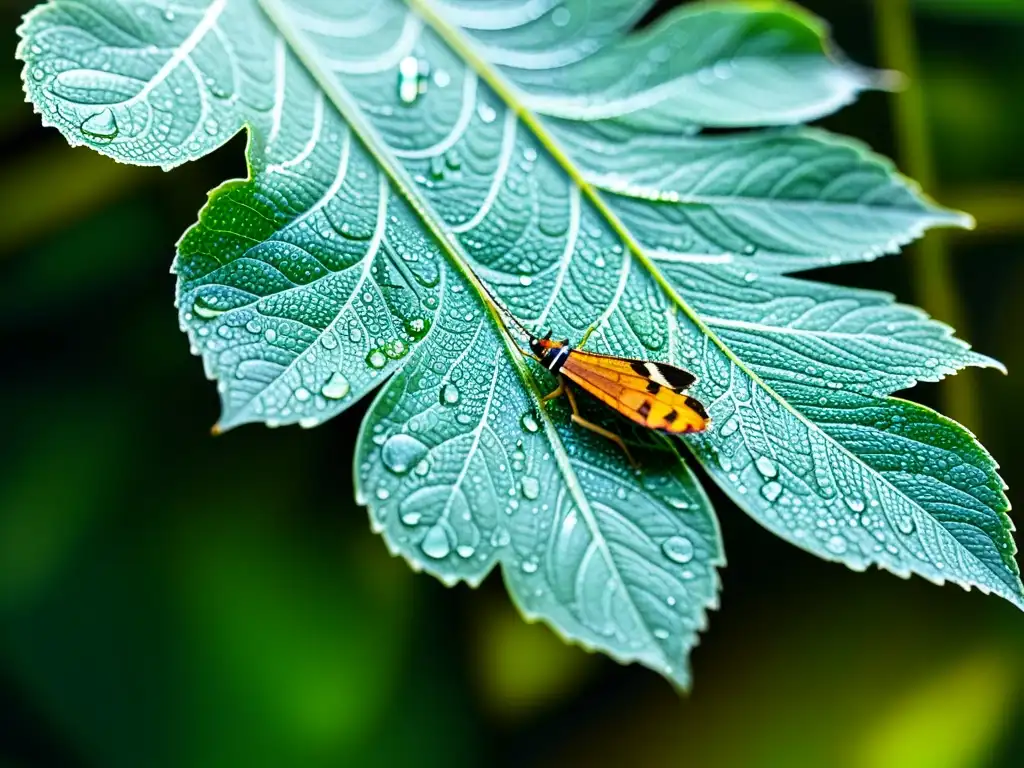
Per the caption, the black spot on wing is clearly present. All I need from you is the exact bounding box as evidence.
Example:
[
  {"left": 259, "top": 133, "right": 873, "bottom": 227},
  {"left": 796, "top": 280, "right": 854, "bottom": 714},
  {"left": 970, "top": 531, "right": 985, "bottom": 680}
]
[
  {"left": 664, "top": 410, "right": 678, "bottom": 424},
  {"left": 685, "top": 396, "right": 709, "bottom": 420},
  {"left": 630, "top": 361, "right": 649, "bottom": 377},
  {"left": 646, "top": 380, "right": 661, "bottom": 394},
  {"left": 637, "top": 401, "right": 652, "bottom": 419},
  {"left": 654, "top": 364, "right": 697, "bottom": 391}
]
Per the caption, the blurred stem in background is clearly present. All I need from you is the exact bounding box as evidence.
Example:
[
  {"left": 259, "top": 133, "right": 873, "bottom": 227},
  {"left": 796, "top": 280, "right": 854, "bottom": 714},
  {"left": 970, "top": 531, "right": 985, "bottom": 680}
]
[{"left": 873, "top": 0, "right": 982, "bottom": 433}]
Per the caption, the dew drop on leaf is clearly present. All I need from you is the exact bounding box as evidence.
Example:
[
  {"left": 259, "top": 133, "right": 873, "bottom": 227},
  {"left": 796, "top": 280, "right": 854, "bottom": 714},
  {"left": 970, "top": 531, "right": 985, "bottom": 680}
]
[
  {"left": 520, "top": 476, "right": 540, "bottom": 500},
  {"left": 321, "top": 372, "right": 350, "bottom": 400},
  {"left": 80, "top": 108, "right": 118, "bottom": 140},
  {"left": 662, "top": 536, "right": 694, "bottom": 564},
  {"left": 761, "top": 481, "right": 783, "bottom": 502},
  {"left": 397, "top": 55, "right": 428, "bottom": 105},
  {"left": 440, "top": 383, "right": 460, "bottom": 405},
  {"left": 755, "top": 456, "right": 778, "bottom": 478},
  {"left": 896, "top": 513, "right": 917, "bottom": 535},
  {"left": 367, "top": 349, "right": 388, "bottom": 369},
  {"left": 826, "top": 535, "right": 848, "bottom": 554},
  {"left": 844, "top": 497, "right": 865, "bottom": 513},
  {"left": 192, "top": 295, "right": 225, "bottom": 319},
  {"left": 381, "top": 434, "right": 429, "bottom": 475},
  {"left": 421, "top": 525, "right": 451, "bottom": 559},
  {"left": 521, "top": 412, "right": 539, "bottom": 433}
]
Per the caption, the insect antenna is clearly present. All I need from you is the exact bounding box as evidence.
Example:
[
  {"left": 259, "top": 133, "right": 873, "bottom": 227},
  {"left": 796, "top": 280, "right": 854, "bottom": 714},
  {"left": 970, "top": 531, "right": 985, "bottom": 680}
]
[{"left": 469, "top": 272, "right": 538, "bottom": 347}]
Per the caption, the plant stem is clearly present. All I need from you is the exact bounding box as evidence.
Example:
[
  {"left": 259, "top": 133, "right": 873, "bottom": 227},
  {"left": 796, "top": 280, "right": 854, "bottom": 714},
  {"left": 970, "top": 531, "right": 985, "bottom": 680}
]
[{"left": 873, "top": 0, "right": 983, "bottom": 433}]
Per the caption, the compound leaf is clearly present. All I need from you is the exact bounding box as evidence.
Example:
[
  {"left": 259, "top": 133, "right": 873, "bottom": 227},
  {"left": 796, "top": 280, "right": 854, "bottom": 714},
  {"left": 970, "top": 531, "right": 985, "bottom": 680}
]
[{"left": 18, "top": 0, "right": 1022, "bottom": 686}]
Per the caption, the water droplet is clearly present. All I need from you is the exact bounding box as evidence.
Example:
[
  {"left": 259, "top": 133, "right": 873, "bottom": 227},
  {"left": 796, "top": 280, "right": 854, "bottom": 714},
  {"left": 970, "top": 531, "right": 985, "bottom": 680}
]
[
  {"left": 400, "top": 510, "right": 422, "bottom": 526},
  {"left": 662, "top": 536, "right": 694, "bottom": 564},
  {"left": 421, "top": 525, "right": 450, "bottom": 559},
  {"left": 375, "top": 487, "right": 390, "bottom": 501},
  {"left": 80, "top": 108, "right": 119, "bottom": 140},
  {"left": 321, "top": 372, "right": 350, "bottom": 400},
  {"left": 192, "top": 295, "right": 224, "bottom": 319},
  {"left": 844, "top": 497, "right": 866, "bottom": 513},
  {"left": 551, "top": 6, "right": 571, "bottom": 26},
  {"left": 456, "top": 545, "right": 475, "bottom": 558},
  {"left": 405, "top": 317, "right": 430, "bottom": 340},
  {"left": 397, "top": 55, "right": 429, "bottom": 104},
  {"left": 491, "top": 527, "right": 511, "bottom": 547},
  {"left": 896, "top": 513, "right": 916, "bottom": 535},
  {"left": 521, "top": 412, "right": 539, "bottom": 433},
  {"left": 381, "top": 434, "right": 429, "bottom": 475},
  {"left": 826, "top": 535, "right": 848, "bottom": 554},
  {"left": 719, "top": 417, "right": 739, "bottom": 437},
  {"left": 521, "top": 476, "right": 540, "bottom": 500},
  {"left": 761, "top": 481, "right": 783, "bottom": 502},
  {"left": 519, "top": 275, "right": 533, "bottom": 287},
  {"left": 755, "top": 456, "right": 778, "bottom": 478},
  {"left": 653, "top": 628, "right": 670, "bottom": 640},
  {"left": 477, "top": 103, "right": 497, "bottom": 123},
  {"left": 294, "top": 387, "right": 310, "bottom": 402},
  {"left": 521, "top": 560, "right": 538, "bottom": 574},
  {"left": 414, "top": 459, "right": 430, "bottom": 477},
  {"left": 367, "top": 349, "right": 387, "bottom": 369},
  {"left": 440, "top": 383, "right": 460, "bottom": 405}
]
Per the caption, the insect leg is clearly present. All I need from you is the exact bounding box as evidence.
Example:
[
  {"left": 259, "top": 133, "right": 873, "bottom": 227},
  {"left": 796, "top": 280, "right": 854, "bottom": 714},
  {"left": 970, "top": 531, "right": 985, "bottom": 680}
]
[
  {"left": 564, "top": 386, "right": 638, "bottom": 468},
  {"left": 541, "top": 376, "right": 565, "bottom": 404}
]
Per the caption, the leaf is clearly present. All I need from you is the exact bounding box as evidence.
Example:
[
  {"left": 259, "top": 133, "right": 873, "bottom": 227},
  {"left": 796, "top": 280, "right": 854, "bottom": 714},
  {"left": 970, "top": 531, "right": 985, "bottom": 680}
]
[{"left": 18, "top": 0, "right": 1023, "bottom": 686}]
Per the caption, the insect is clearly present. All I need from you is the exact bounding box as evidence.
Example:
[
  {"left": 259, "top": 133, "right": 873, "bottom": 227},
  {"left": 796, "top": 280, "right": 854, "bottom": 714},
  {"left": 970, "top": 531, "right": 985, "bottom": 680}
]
[{"left": 526, "top": 327, "right": 710, "bottom": 465}]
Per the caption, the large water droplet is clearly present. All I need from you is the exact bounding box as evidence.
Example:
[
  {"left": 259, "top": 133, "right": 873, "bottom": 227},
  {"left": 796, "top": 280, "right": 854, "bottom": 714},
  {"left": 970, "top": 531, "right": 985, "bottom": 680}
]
[
  {"left": 844, "top": 497, "right": 866, "bottom": 513},
  {"left": 520, "top": 476, "right": 540, "bottom": 500},
  {"left": 397, "top": 56, "right": 429, "bottom": 105},
  {"left": 551, "top": 6, "right": 571, "bottom": 26},
  {"left": 521, "top": 560, "right": 538, "bottom": 573},
  {"left": 421, "top": 525, "right": 450, "bottom": 559},
  {"left": 80, "top": 108, "right": 119, "bottom": 140},
  {"left": 192, "top": 295, "right": 225, "bottom": 319},
  {"left": 381, "top": 434, "right": 429, "bottom": 475},
  {"left": 826, "top": 535, "right": 848, "bottom": 555},
  {"left": 521, "top": 412, "right": 539, "bottom": 433},
  {"left": 755, "top": 456, "right": 778, "bottom": 478},
  {"left": 896, "top": 513, "right": 916, "bottom": 535},
  {"left": 367, "top": 349, "right": 388, "bottom": 369},
  {"left": 491, "top": 527, "right": 511, "bottom": 547},
  {"left": 662, "top": 536, "right": 694, "bottom": 564},
  {"left": 405, "top": 317, "right": 430, "bottom": 341},
  {"left": 321, "top": 372, "right": 350, "bottom": 400},
  {"left": 440, "top": 383, "right": 460, "bottom": 405},
  {"left": 761, "top": 481, "right": 782, "bottom": 502}
]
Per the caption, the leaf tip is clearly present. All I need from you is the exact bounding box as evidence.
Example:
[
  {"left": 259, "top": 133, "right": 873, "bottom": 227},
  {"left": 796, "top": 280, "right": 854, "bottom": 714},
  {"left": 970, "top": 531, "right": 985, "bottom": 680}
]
[{"left": 210, "top": 422, "right": 224, "bottom": 437}]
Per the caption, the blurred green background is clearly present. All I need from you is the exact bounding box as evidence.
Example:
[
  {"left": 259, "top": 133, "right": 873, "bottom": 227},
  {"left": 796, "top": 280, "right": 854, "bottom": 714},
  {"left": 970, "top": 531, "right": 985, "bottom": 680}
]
[{"left": 2, "top": 0, "right": 1023, "bottom": 766}]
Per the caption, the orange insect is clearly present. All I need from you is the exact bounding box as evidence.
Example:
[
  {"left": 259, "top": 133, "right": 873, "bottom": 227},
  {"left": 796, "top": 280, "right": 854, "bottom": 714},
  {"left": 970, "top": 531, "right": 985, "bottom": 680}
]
[
  {"left": 525, "top": 327, "right": 710, "bottom": 465},
  {"left": 475, "top": 279, "right": 710, "bottom": 463}
]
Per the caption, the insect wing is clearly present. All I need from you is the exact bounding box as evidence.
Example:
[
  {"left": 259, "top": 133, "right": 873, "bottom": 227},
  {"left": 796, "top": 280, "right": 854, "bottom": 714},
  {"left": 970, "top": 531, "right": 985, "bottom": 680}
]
[{"left": 560, "top": 352, "right": 709, "bottom": 434}]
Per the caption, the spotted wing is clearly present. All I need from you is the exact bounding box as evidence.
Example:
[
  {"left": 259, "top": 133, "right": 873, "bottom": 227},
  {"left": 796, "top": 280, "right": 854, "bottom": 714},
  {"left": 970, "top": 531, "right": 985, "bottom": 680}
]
[{"left": 560, "top": 351, "right": 709, "bottom": 435}]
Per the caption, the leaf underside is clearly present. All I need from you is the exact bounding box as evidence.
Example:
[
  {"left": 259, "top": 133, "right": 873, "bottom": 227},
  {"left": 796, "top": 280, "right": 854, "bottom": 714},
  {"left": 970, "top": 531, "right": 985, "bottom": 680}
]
[{"left": 18, "top": 0, "right": 1021, "bottom": 686}]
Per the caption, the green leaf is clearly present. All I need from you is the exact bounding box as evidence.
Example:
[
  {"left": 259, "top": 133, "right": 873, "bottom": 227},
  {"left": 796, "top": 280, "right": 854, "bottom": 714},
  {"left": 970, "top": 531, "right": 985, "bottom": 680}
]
[{"left": 18, "top": 0, "right": 1022, "bottom": 685}]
